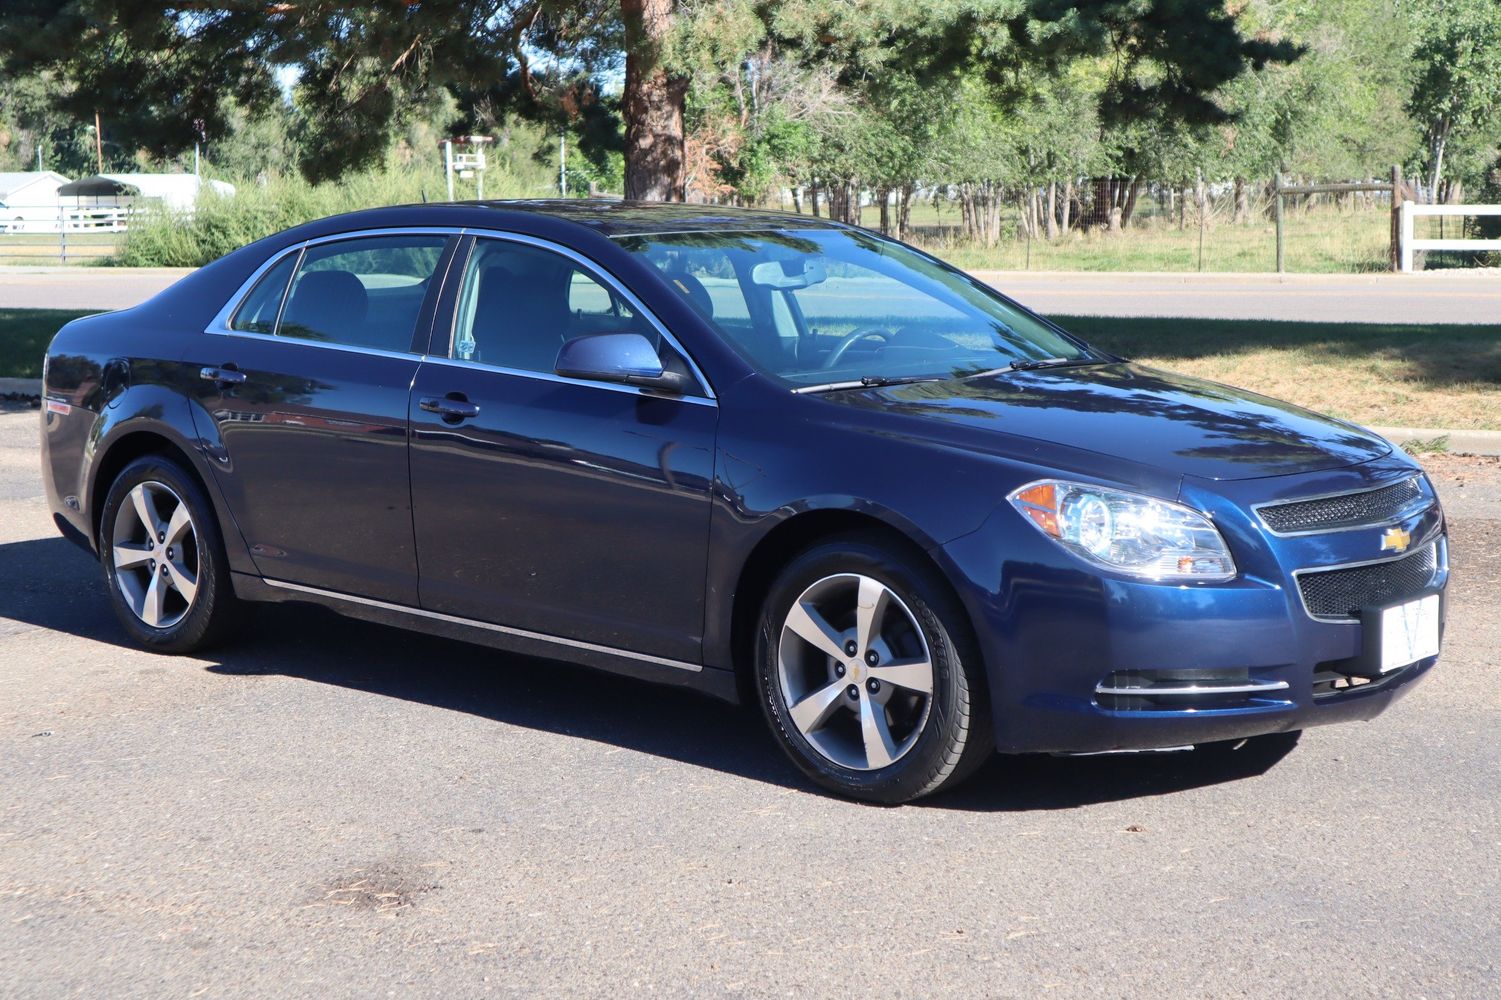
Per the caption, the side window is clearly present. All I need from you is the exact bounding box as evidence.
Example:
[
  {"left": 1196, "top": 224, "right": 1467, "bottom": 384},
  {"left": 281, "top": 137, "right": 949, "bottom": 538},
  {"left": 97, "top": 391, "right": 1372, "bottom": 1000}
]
[
  {"left": 277, "top": 235, "right": 448, "bottom": 352},
  {"left": 230, "top": 251, "right": 298, "bottom": 334},
  {"left": 451, "top": 238, "right": 653, "bottom": 373}
]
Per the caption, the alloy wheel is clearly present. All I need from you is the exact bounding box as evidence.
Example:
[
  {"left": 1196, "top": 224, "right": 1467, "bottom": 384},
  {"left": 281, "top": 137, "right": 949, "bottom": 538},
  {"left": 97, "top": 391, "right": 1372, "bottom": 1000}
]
[
  {"left": 777, "top": 573, "right": 934, "bottom": 771},
  {"left": 110, "top": 481, "right": 200, "bottom": 629}
]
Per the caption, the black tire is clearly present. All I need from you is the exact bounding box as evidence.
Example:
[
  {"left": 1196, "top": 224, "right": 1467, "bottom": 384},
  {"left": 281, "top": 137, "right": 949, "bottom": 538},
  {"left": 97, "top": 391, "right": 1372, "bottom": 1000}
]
[
  {"left": 98, "top": 453, "right": 245, "bottom": 653},
  {"left": 755, "top": 534, "right": 994, "bottom": 804}
]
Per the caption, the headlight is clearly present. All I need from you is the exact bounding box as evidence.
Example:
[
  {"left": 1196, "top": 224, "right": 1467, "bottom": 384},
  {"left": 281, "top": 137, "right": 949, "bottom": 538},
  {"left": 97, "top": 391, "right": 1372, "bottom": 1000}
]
[{"left": 1008, "top": 480, "right": 1236, "bottom": 582}]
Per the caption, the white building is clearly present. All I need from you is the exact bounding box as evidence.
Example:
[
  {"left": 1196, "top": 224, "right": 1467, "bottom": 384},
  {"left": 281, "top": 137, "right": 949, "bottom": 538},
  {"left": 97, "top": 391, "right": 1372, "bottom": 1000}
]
[
  {"left": 47, "top": 173, "right": 236, "bottom": 232},
  {"left": 0, "top": 171, "right": 71, "bottom": 232}
]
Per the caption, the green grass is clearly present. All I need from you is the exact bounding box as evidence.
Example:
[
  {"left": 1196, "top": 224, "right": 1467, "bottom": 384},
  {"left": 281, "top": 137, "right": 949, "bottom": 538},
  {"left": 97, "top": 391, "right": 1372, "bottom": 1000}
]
[
  {"left": 1052, "top": 315, "right": 1501, "bottom": 430},
  {"left": 0, "top": 309, "right": 98, "bottom": 379},
  {"left": 0, "top": 233, "right": 121, "bottom": 265}
]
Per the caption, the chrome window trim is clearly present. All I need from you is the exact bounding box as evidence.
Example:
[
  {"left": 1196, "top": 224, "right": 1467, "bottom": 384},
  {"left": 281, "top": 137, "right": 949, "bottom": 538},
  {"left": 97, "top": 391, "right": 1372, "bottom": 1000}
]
[
  {"left": 459, "top": 227, "right": 716, "bottom": 400},
  {"left": 1290, "top": 532, "right": 1447, "bottom": 624},
  {"left": 262, "top": 577, "right": 702, "bottom": 673},
  {"left": 205, "top": 226, "right": 463, "bottom": 339},
  {"left": 203, "top": 225, "right": 718, "bottom": 402},
  {"left": 1252, "top": 474, "right": 1432, "bottom": 537}
]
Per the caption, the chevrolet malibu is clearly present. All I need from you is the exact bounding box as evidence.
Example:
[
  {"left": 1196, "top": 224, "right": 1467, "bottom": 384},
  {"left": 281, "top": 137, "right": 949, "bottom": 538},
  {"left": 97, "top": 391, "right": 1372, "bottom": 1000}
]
[{"left": 39, "top": 202, "right": 1447, "bottom": 803}]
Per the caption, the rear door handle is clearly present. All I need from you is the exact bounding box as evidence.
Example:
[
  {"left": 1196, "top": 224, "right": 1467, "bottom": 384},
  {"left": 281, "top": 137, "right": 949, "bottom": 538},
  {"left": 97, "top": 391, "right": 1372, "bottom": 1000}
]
[
  {"left": 419, "top": 394, "right": 480, "bottom": 422},
  {"left": 200, "top": 366, "right": 247, "bottom": 386}
]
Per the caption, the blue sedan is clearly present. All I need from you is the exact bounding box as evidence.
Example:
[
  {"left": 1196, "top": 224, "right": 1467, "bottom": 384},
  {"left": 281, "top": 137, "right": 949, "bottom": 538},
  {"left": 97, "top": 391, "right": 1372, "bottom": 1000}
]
[{"left": 39, "top": 201, "right": 1447, "bottom": 802}]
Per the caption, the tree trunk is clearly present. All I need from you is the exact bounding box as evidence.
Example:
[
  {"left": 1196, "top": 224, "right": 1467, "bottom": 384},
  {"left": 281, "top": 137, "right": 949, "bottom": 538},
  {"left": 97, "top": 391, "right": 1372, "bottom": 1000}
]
[
  {"left": 1233, "top": 176, "right": 1248, "bottom": 224},
  {"left": 791, "top": 186, "right": 802, "bottom": 214},
  {"left": 1045, "top": 181, "right": 1059, "bottom": 240},
  {"left": 897, "top": 183, "right": 914, "bottom": 241},
  {"left": 810, "top": 180, "right": 821, "bottom": 217},
  {"left": 1060, "top": 179, "right": 1074, "bottom": 235},
  {"left": 621, "top": 0, "right": 686, "bottom": 201},
  {"left": 1091, "top": 177, "right": 1111, "bottom": 230},
  {"left": 878, "top": 186, "right": 891, "bottom": 235},
  {"left": 1119, "top": 176, "right": 1142, "bottom": 229}
]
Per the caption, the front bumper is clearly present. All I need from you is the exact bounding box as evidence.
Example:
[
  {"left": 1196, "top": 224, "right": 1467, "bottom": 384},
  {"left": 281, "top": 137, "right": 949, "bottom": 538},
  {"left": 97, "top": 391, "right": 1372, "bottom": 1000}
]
[{"left": 939, "top": 456, "right": 1448, "bottom": 754}]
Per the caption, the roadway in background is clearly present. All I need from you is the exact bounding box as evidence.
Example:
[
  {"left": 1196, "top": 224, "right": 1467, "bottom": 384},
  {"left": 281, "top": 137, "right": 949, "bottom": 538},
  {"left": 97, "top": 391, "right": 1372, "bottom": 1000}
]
[{"left": 3, "top": 266, "right": 1499, "bottom": 323}]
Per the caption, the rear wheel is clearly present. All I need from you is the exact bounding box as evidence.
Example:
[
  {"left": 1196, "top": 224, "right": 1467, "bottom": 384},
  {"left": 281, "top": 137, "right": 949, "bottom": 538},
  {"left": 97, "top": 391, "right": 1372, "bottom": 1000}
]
[
  {"left": 99, "top": 454, "right": 244, "bottom": 653},
  {"left": 755, "top": 536, "right": 993, "bottom": 804}
]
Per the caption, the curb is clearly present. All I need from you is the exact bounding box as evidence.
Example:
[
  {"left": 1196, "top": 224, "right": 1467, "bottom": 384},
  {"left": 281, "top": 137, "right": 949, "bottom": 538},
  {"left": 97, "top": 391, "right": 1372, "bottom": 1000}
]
[
  {"left": 0, "top": 377, "right": 41, "bottom": 398},
  {"left": 1370, "top": 426, "right": 1501, "bottom": 457}
]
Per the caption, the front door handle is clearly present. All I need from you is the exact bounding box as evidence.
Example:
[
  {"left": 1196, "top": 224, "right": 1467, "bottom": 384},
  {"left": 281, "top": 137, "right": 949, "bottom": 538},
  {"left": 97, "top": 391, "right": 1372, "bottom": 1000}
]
[
  {"left": 419, "top": 394, "right": 480, "bottom": 422},
  {"left": 200, "top": 366, "right": 247, "bottom": 386}
]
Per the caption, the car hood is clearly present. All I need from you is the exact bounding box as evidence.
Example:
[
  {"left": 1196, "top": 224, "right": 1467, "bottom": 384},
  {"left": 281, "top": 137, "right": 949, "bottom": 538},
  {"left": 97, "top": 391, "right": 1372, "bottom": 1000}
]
[{"left": 823, "top": 363, "right": 1391, "bottom": 482}]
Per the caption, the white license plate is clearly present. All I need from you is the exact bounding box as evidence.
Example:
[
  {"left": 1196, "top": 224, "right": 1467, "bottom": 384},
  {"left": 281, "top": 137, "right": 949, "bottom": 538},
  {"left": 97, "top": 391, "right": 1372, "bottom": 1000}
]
[{"left": 1379, "top": 594, "right": 1441, "bottom": 673}]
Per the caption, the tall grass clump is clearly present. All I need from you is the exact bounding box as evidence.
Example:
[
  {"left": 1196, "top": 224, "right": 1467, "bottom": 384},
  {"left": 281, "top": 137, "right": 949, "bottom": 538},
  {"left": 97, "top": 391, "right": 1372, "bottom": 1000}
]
[{"left": 114, "top": 164, "right": 536, "bottom": 267}]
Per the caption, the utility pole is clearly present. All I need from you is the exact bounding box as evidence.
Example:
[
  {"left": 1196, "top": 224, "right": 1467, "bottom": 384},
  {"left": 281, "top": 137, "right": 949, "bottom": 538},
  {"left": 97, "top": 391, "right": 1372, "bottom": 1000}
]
[
  {"left": 559, "top": 131, "right": 567, "bottom": 198},
  {"left": 93, "top": 110, "right": 103, "bottom": 173}
]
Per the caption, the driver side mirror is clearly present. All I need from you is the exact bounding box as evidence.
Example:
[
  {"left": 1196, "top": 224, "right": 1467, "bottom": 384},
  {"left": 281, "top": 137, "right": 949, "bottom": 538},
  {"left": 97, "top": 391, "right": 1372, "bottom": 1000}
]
[{"left": 554, "top": 332, "right": 691, "bottom": 394}]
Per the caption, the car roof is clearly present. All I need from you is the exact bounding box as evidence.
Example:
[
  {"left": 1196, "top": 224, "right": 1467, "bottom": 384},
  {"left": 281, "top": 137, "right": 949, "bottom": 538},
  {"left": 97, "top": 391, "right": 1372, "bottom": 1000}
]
[{"left": 325, "top": 199, "right": 847, "bottom": 239}]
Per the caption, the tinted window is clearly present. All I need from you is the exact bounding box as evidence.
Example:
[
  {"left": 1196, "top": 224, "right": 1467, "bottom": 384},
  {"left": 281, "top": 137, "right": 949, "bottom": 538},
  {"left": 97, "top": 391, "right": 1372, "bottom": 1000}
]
[
  {"left": 616, "top": 229, "right": 1098, "bottom": 387},
  {"left": 278, "top": 235, "right": 447, "bottom": 352},
  {"left": 230, "top": 251, "right": 297, "bottom": 334},
  {"left": 450, "top": 238, "right": 654, "bottom": 373}
]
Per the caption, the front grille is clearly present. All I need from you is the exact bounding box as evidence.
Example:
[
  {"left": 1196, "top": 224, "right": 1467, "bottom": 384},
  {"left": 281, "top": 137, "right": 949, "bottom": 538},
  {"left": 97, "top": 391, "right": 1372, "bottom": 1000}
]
[
  {"left": 1260, "top": 477, "right": 1424, "bottom": 534},
  {"left": 1296, "top": 543, "right": 1439, "bottom": 621}
]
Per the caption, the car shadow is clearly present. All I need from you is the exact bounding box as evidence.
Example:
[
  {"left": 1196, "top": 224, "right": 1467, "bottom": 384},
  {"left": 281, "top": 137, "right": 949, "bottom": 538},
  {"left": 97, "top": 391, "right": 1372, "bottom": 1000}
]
[{"left": 4, "top": 534, "right": 1297, "bottom": 811}]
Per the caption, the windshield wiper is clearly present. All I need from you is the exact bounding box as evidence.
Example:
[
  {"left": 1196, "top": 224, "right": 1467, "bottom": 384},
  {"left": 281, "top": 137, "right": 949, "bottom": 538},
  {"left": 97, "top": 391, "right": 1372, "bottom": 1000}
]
[
  {"left": 1007, "top": 357, "right": 1111, "bottom": 372},
  {"left": 795, "top": 374, "right": 947, "bottom": 394}
]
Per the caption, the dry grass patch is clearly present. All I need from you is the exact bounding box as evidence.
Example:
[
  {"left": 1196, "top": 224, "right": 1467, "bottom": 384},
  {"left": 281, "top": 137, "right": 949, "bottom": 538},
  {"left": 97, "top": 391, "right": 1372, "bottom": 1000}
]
[{"left": 1053, "top": 315, "right": 1501, "bottom": 430}]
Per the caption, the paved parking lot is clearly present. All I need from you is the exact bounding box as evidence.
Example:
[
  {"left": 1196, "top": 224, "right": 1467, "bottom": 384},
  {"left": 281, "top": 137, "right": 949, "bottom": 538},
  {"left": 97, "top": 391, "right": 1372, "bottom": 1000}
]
[{"left": 1, "top": 404, "right": 1498, "bottom": 999}]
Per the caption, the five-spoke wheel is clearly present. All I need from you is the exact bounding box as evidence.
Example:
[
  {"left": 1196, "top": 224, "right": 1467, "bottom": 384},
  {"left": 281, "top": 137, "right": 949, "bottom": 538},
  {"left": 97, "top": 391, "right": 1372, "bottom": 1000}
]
[
  {"left": 757, "top": 535, "right": 992, "bottom": 803},
  {"left": 100, "top": 454, "right": 243, "bottom": 652},
  {"left": 778, "top": 573, "right": 934, "bottom": 771},
  {"left": 110, "top": 481, "right": 200, "bottom": 628}
]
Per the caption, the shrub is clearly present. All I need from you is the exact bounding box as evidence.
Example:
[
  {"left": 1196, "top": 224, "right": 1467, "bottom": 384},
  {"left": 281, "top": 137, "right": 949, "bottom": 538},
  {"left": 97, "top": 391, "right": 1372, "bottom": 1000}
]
[{"left": 114, "top": 165, "right": 536, "bottom": 267}]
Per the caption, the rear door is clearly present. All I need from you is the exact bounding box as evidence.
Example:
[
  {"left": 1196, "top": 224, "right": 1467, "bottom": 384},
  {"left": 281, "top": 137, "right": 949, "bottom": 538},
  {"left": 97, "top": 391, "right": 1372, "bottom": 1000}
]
[
  {"left": 408, "top": 234, "right": 717, "bottom": 664},
  {"left": 188, "top": 231, "right": 457, "bottom": 604}
]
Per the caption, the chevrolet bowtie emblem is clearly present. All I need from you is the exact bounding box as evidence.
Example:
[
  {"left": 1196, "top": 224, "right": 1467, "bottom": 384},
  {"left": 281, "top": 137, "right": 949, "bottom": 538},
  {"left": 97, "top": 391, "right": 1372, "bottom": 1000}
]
[{"left": 1381, "top": 527, "right": 1412, "bottom": 553}]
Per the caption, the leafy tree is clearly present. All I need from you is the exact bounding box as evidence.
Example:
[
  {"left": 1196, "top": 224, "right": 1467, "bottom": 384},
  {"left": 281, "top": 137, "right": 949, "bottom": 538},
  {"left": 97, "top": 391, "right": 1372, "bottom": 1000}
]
[{"left": 1404, "top": 0, "right": 1501, "bottom": 199}]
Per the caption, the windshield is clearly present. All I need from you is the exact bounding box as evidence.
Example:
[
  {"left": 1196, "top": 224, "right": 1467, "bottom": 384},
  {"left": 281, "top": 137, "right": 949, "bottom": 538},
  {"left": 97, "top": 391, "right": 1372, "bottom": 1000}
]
[{"left": 613, "top": 228, "right": 1101, "bottom": 389}]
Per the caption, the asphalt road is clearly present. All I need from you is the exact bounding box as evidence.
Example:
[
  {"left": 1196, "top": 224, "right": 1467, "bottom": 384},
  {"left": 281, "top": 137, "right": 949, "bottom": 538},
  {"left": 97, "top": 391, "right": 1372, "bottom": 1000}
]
[
  {"left": 4, "top": 265, "right": 1499, "bottom": 323},
  {"left": 1, "top": 405, "right": 1498, "bottom": 999}
]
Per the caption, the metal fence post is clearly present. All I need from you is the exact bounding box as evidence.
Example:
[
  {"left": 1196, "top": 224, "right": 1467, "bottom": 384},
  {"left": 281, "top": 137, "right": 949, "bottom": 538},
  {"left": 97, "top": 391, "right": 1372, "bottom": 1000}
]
[
  {"left": 1274, "top": 172, "right": 1285, "bottom": 273},
  {"left": 1389, "top": 165, "right": 1402, "bottom": 272}
]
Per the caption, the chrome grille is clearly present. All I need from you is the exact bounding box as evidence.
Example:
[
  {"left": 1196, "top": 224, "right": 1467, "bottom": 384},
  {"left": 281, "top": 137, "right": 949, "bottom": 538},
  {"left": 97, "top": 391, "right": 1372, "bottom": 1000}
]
[
  {"left": 1296, "top": 543, "right": 1439, "bottom": 621},
  {"left": 1260, "top": 477, "right": 1424, "bottom": 534}
]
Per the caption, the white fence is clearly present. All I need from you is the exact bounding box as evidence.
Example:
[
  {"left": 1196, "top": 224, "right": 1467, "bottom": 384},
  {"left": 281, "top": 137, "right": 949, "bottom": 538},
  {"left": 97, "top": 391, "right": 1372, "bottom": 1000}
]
[
  {"left": 1398, "top": 201, "right": 1501, "bottom": 272},
  {"left": 0, "top": 205, "right": 132, "bottom": 234}
]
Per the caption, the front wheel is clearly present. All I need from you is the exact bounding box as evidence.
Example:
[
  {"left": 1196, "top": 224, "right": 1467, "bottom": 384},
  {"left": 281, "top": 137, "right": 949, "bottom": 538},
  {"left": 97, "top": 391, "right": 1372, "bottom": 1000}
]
[
  {"left": 755, "top": 536, "right": 993, "bottom": 804},
  {"left": 99, "top": 454, "right": 244, "bottom": 653}
]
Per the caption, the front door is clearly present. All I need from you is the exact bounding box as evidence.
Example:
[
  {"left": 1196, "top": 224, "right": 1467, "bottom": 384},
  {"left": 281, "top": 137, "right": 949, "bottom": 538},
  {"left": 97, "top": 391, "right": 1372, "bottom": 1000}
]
[
  {"left": 408, "top": 235, "right": 717, "bottom": 663},
  {"left": 187, "top": 231, "right": 456, "bottom": 604}
]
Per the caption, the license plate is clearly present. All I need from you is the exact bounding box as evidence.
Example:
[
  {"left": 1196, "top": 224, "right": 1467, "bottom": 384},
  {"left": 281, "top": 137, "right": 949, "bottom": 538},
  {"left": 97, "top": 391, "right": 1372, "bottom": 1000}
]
[{"left": 1378, "top": 594, "right": 1441, "bottom": 673}]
